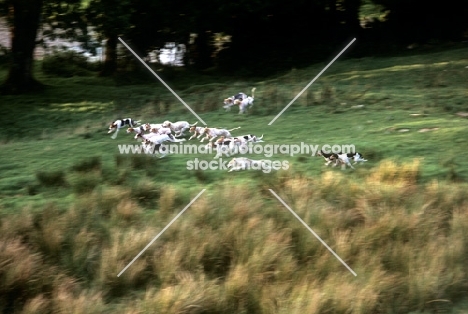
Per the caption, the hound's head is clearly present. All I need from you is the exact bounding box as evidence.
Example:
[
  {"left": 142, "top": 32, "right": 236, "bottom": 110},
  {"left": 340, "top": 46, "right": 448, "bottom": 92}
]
[
  {"left": 224, "top": 98, "right": 234, "bottom": 105},
  {"left": 150, "top": 127, "right": 158, "bottom": 133},
  {"left": 141, "top": 123, "right": 150, "bottom": 131},
  {"left": 126, "top": 127, "right": 134, "bottom": 134},
  {"left": 162, "top": 121, "right": 171, "bottom": 128},
  {"left": 189, "top": 125, "right": 197, "bottom": 133},
  {"left": 108, "top": 122, "right": 118, "bottom": 133},
  {"left": 316, "top": 150, "right": 323, "bottom": 157},
  {"left": 216, "top": 136, "right": 225, "bottom": 144}
]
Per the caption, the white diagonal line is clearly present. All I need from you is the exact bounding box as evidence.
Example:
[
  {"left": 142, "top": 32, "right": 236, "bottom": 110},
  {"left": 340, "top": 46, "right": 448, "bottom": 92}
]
[
  {"left": 268, "top": 38, "right": 356, "bottom": 125},
  {"left": 269, "top": 189, "right": 357, "bottom": 276},
  {"left": 117, "top": 189, "right": 206, "bottom": 277},
  {"left": 118, "top": 37, "right": 207, "bottom": 125}
]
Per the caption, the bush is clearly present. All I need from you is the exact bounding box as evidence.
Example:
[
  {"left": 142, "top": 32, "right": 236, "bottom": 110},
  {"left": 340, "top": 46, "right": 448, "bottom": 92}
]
[
  {"left": 130, "top": 178, "right": 160, "bottom": 207},
  {"left": 36, "top": 170, "right": 67, "bottom": 187},
  {"left": 0, "top": 45, "right": 10, "bottom": 69},
  {"left": 68, "top": 171, "right": 101, "bottom": 194},
  {"left": 41, "top": 50, "right": 96, "bottom": 77},
  {"left": 71, "top": 156, "right": 102, "bottom": 172}
]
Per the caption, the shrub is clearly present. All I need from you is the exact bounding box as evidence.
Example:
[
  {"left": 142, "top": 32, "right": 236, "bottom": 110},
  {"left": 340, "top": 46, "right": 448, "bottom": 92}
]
[
  {"left": 68, "top": 171, "right": 101, "bottom": 194},
  {"left": 36, "top": 170, "right": 67, "bottom": 187},
  {"left": 71, "top": 156, "right": 102, "bottom": 172},
  {"left": 130, "top": 155, "right": 153, "bottom": 170},
  {"left": 42, "top": 50, "right": 95, "bottom": 77},
  {"left": 0, "top": 45, "right": 10, "bottom": 69},
  {"left": 130, "top": 178, "right": 160, "bottom": 207},
  {"left": 90, "top": 186, "right": 131, "bottom": 218},
  {"left": 114, "top": 154, "right": 131, "bottom": 168}
]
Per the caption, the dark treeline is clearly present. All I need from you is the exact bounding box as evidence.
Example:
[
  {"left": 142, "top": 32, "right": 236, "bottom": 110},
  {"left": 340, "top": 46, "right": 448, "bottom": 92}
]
[{"left": 0, "top": 0, "right": 467, "bottom": 93}]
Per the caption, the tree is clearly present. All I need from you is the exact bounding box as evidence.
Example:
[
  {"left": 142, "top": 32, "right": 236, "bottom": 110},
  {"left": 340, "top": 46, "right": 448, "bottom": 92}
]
[
  {"left": 215, "top": 0, "right": 336, "bottom": 72},
  {"left": 0, "top": 0, "right": 83, "bottom": 94},
  {"left": 342, "top": 0, "right": 362, "bottom": 37},
  {"left": 84, "top": 0, "right": 134, "bottom": 76},
  {"left": 370, "top": 0, "right": 468, "bottom": 43},
  {"left": 0, "top": 0, "right": 44, "bottom": 94}
]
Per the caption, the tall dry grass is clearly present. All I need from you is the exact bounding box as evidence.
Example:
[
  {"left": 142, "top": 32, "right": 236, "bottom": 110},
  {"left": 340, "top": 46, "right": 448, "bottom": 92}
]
[{"left": 1, "top": 158, "right": 467, "bottom": 313}]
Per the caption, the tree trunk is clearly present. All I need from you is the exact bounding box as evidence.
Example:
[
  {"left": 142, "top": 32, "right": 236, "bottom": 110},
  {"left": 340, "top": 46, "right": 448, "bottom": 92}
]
[
  {"left": 99, "top": 34, "right": 118, "bottom": 76},
  {"left": 192, "top": 30, "right": 213, "bottom": 70},
  {"left": 343, "top": 0, "right": 362, "bottom": 37},
  {"left": 328, "top": 0, "right": 339, "bottom": 41},
  {"left": 1, "top": 0, "right": 44, "bottom": 94}
]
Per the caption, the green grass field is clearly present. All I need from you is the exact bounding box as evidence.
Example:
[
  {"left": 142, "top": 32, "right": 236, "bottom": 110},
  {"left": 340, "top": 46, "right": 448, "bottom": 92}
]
[
  {"left": 1, "top": 46, "right": 468, "bottom": 209},
  {"left": 0, "top": 46, "right": 468, "bottom": 313}
]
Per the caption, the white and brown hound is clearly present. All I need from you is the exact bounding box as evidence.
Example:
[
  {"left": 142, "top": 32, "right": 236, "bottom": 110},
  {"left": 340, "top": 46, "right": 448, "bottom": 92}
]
[
  {"left": 224, "top": 88, "right": 256, "bottom": 114},
  {"left": 108, "top": 118, "right": 140, "bottom": 139}
]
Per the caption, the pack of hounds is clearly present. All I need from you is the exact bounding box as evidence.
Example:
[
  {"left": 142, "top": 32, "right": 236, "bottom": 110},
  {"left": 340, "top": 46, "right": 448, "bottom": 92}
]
[{"left": 107, "top": 88, "right": 367, "bottom": 171}]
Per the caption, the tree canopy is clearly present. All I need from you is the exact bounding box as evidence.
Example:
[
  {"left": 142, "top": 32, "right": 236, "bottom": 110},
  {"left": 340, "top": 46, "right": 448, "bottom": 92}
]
[{"left": 1, "top": 0, "right": 467, "bottom": 93}]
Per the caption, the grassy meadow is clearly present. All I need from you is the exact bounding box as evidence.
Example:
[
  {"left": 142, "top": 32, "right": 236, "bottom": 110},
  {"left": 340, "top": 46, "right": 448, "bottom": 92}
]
[{"left": 0, "top": 45, "right": 468, "bottom": 313}]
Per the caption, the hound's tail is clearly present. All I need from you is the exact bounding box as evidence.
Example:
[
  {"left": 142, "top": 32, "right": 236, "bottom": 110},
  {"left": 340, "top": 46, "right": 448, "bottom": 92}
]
[
  {"left": 228, "top": 127, "right": 242, "bottom": 132},
  {"left": 251, "top": 87, "right": 256, "bottom": 99}
]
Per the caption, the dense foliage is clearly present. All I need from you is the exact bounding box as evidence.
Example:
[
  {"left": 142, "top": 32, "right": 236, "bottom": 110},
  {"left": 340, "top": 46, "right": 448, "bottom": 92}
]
[{"left": 0, "top": 0, "right": 467, "bottom": 92}]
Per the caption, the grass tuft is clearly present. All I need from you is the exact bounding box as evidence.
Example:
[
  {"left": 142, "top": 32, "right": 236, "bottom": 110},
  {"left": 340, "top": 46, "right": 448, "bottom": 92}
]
[
  {"left": 130, "top": 177, "right": 160, "bottom": 207},
  {"left": 70, "top": 156, "right": 102, "bottom": 172},
  {"left": 36, "top": 170, "right": 67, "bottom": 187},
  {"left": 68, "top": 171, "right": 101, "bottom": 194}
]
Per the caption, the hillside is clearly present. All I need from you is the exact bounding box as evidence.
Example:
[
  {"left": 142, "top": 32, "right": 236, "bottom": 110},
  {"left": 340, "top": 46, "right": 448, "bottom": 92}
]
[{"left": 0, "top": 46, "right": 467, "bottom": 313}]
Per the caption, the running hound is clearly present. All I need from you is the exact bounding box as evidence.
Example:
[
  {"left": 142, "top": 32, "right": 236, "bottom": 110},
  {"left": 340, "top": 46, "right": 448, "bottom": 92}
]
[
  {"left": 227, "top": 157, "right": 272, "bottom": 172},
  {"left": 108, "top": 118, "right": 140, "bottom": 139},
  {"left": 162, "top": 121, "right": 197, "bottom": 137},
  {"left": 316, "top": 150, "right": 367, "bottom": 169},
  {"left": 134, "top": 132, "right": 157, "bottom": 142},
  {"left": 188, "top": 122, "right": 205, "bottom": 140},
  {"left": 140, "top": 133, "right": 186, "bottom": 157},
  {"left": 215, "top": 136, "right": 245, "bottom": 146},
  {"left": 150, "top": 127, "right": 172, "bottom": 135},
  {"left": 126, "top": 126, "right": 146, "bottom": 139},
  {"left": 236, "top": 134, "right": 264, "bottom": 143},
  {"left": 144, "top": 123, "right": 163, "bottom": 132},
  {"left": 224, "top": 88, "right": 256, "bottom": 114},
  {"left": 223, "top": 92, "right": 248, "bottom": 107},
  {"left": 199, "top": 126, "right": 241, "bottom": 142},
  {"left": 205, "top": 138, "right": 237, "bottom": 159}
]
